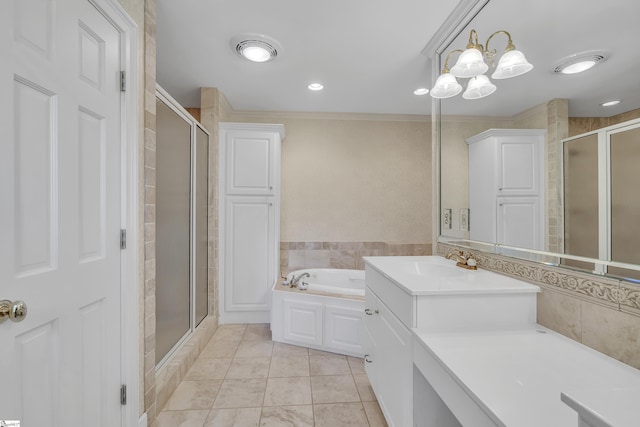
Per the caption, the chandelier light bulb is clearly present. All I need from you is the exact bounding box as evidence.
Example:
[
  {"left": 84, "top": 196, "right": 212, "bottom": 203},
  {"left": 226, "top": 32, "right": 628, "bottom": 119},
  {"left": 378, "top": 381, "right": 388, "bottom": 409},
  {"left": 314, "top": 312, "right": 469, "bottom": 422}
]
[
  {"left": 463, "top": 75, "right": 497, "bottom": 100},
  {"left": 430, "top": 73, "right": 462, "bottom": 99},
  {"left": 450, "top": 48, "right": 489, "bottom": 78},
  {"left": 491, "top": 50, "right": 534, "bottom": 79}
]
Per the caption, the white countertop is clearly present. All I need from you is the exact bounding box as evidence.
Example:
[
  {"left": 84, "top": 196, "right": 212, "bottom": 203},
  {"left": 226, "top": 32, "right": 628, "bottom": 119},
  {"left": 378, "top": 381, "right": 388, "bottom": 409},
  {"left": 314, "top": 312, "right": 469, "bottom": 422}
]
[
  {"left": 363, "top": 256, "right": 540, "bottom": 296},
  {"left": 413, "top": 327, "right": 640, "bottom": 427}
]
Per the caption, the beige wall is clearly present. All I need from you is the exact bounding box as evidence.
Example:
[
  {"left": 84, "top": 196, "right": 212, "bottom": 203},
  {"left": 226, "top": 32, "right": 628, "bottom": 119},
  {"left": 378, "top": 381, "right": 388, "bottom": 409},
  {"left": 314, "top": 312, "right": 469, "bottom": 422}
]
[{"left": 222, "top": 111, "right": 432, "bottom": 244}]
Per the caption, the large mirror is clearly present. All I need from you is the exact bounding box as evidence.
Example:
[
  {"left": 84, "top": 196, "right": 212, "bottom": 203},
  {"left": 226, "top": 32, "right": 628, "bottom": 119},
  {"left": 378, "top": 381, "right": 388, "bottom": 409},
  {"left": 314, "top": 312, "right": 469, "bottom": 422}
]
[{"left": 436, "top": 0, "right": 640, "bottom": 281}]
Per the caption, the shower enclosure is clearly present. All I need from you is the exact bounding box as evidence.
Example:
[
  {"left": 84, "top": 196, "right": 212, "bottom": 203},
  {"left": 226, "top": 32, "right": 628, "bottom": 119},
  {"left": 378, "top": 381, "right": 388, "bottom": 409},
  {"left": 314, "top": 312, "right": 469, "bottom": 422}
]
[
  {"left": 563, "top": 118, "right": 640, "bottom": 280},
  {"left": 155, "top": 86, "right": 209, "bottom": 366}
]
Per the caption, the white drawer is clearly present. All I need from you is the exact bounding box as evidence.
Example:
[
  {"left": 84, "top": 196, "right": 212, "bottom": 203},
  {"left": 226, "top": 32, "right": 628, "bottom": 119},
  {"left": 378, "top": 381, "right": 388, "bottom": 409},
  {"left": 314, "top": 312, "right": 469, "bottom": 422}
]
[{"left": 365, "top": 265, "right": 414, "bottom": 328}]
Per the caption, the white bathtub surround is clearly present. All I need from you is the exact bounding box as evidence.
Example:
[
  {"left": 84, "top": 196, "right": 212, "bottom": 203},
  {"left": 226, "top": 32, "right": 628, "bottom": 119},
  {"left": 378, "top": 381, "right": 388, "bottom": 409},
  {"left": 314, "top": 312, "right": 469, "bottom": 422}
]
[
  {"left": 413, "top": 327, "right": 640, "bottom": 427},
  {"left": 363, "top": 256, "right": 540, "bottom": 427},
  {"left": 271, "top": 269, "right": 366, "bottom": 357}
]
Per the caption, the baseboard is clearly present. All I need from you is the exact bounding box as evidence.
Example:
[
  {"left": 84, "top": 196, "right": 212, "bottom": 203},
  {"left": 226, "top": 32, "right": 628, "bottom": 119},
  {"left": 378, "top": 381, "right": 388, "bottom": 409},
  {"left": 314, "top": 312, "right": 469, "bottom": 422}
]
[
  {"left": 138, "top": 413, "right": 147, "bottom": 427},
  {"left": 219, "top": 311, "right": 270, "bottom": 324}
]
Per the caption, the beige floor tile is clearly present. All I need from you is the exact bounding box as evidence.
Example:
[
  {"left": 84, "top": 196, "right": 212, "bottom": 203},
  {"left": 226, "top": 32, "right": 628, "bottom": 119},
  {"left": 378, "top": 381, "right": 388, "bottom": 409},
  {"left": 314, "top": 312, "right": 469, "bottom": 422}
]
[
  {"left": 309, "top": 355, "right": 350, "bottom": 375},
  {"left": 269, "top": 356, "right": 309, "bottom": 377},
  {"left": 212, "top": 378, "right": 268, "bottom": 409},
  {"left": 263, "top": 377, "right": 312, "bottom": 406},
  {"left": 204, "top": 407, "right": 262, "bottom": 427},
  {"left": 273, "top": 342, "right": 309, "bottom": 357},
  {"left": 310, "top": 375, "right": 360, "bottom": 404},
  {"left": 243, "top": 324, "right": 272, "bottom": 341},
  {"left": 235, "top": 341, "right": 274, "bottom": 358},
  {"left": 164, "top": 380, "right": 223, "bottom": 410},
  {"left": 226, "top": 357, "right": 271, "bottom": 379},
  {"left": 313, "top": 403, "right": 369, "bottom": 427},
  {"left": 200, "top": 340, "right": 240, "bottom": 359},
  {"left": 308, "top": 348, "right": 341, "bottom": 357},
  {"left": 211, "top": 324, "right": 248, "bottom": 342},
  {"left": 363, "top": 401, "right": 388, "bottom": 427},
  {"left": 347, "top": 356, "right": 365, "bottom": 374},
  {"left": 353, "top": 373, "right": 375, "bottom": 402},
  {"left": 186, "top": 358, "right": 232, "bottom": 380},
  {"left": 259, "top": 405, "right": 313, "bottom": 427},
  {"left": 155, "top": 409, "right": 210, "bottom": 427}
]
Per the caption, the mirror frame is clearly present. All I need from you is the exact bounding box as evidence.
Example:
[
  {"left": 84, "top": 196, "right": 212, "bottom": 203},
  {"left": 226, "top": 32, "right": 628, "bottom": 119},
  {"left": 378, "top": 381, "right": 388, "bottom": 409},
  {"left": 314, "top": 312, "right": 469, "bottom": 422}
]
[{"left": 430, "top": 0, "right": 640, "bottom": 281}]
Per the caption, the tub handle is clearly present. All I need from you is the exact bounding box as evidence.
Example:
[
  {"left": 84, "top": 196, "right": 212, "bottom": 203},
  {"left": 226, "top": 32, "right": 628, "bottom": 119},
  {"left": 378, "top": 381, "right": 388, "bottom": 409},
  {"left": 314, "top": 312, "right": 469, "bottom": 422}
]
[
  {"left": 364, "top": 355, "right": 373, "bottom": 363},
  {"left": 364, "top": 308, "right": 378, "bottom": 315}
]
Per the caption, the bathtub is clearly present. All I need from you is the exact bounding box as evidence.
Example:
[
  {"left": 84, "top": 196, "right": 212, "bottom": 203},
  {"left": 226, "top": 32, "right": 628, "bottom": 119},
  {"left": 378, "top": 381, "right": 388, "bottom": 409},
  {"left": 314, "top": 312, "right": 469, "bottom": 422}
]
[{"left": 271, "top": 268, "right": 365, "bottom": 357}]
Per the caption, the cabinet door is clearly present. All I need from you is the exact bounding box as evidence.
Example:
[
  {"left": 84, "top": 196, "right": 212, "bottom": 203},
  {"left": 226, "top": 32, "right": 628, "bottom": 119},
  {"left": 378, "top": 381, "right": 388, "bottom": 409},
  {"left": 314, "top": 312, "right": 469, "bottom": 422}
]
[
  {"left": 225, "top": 130, "right": 277, "bottom": 195},
  {"left": 363, "top": 288, "right": 379, "bottom": 389},
  {"left": 324, "top": 305, "right": 364, "bottom": 356},
  {"left": 282, "top": 299, "right": 323, "bottom": 346},
  {"left": 496, "top": 197, "right": 543, "bottom": 250},
  {"left": 224, "top": 196, "right": 275, "bottom": 313},
  {"left": 497, "top": 140, "right": 541, "bottom": 196}
]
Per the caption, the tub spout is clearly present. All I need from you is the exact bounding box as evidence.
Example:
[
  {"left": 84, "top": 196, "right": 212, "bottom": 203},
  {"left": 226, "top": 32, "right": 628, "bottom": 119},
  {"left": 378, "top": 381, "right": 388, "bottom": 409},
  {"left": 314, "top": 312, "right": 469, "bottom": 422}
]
[{"left": 290, "top": 272, "right": 310, "bottom": 288}]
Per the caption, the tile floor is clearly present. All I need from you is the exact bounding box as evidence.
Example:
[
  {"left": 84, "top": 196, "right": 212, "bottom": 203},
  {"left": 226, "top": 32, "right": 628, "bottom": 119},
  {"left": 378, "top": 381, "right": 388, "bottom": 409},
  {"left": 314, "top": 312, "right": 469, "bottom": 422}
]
[{"left": 156, "top": 324, "right": 388, "bottom": 427}]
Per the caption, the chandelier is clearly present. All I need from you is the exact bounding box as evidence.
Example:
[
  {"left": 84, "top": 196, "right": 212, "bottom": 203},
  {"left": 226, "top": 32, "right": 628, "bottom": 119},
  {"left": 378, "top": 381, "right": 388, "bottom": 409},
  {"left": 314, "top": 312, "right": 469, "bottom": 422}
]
[{"left": 431, "top": 29, "right": 533, "bottom": 100}]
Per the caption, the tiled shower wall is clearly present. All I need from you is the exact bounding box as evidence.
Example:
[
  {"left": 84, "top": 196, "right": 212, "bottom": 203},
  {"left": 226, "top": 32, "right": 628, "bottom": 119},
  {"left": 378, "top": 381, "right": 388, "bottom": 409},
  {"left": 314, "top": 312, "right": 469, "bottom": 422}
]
[{"left": 280, "top": 241, "right": 432, "bottom": 274}]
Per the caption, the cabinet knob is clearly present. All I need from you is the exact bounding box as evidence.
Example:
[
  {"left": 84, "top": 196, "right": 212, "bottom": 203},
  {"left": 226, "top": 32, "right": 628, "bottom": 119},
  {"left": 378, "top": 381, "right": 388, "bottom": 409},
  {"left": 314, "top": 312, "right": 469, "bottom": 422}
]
[
  {"left": 364, "top": 355, "right": 373, "bottom": 363},
  {"left": 364, "top": 308, "right": 378, "bottom": 315},
  {"left": 269, "top": 186, "right": 273, "bottom": 190}
]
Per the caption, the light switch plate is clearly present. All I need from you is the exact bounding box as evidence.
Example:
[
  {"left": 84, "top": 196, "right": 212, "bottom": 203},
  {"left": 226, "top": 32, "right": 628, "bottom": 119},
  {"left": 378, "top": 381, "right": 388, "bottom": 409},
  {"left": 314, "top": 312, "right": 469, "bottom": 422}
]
[{"left": 460, "top": 208, "right": 469, "bottom": 231}]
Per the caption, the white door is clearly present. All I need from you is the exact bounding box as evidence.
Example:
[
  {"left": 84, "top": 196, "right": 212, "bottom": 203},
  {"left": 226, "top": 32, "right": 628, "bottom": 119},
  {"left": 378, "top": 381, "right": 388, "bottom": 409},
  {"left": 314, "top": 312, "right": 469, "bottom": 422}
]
[{"left": 0, "top": 0, "right": 123, "bottom": 425}]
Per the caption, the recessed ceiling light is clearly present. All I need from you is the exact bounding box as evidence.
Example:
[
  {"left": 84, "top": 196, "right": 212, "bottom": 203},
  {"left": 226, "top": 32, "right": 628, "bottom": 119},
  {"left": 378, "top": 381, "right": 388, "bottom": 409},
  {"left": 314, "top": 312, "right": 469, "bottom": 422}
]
[
  {"left": 413, "top": 88, "right": 429, "bottom": 96},
  {"left": 231, "top": 33, "right": 282, "bottom": 63},
  {"left": 554, "top": 51, "right": 608, "bottom": 75},
  {"left": 308, "top": 83, "right": 324, "bottom": 91},
  {"left": 601, "top": 100, "right": 621, "bottom": 107}
]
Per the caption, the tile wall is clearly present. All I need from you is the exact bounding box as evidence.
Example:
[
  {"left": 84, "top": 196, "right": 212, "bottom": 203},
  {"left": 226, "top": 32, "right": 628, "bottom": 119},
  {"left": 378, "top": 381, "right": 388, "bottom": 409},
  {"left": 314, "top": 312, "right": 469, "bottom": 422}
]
[{"left": 280, "top": 241, "right": 432, "bottom": 274}]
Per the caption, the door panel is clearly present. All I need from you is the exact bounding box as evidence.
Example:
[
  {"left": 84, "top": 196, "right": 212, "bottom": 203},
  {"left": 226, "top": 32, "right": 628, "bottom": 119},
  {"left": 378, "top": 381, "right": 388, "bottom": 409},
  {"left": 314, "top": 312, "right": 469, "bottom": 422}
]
[{"left": 0, "top": 1, "right": 122, "bottom": 425}]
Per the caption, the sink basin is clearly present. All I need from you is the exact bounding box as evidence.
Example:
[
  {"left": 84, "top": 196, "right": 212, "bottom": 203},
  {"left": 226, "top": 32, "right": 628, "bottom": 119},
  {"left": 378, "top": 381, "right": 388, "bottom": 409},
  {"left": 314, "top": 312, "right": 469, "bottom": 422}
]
[{"left": 394, "top": 262, "right": 466, "bottom": 278}]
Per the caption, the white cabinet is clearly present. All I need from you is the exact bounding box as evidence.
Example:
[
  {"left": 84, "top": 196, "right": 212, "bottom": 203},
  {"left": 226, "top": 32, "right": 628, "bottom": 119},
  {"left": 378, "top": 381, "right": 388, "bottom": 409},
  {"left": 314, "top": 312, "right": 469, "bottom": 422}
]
[
  {"left": 219, "top": 123, "right": 285, "bottom": 323},
  {"left": 466, "top": 129, "right": 545, "bottom": 250},
  {"left": 364, "top": 287, "right": 412, "bottom": 427},
  {"left": 363, "top": 256, "right": 540, "bottom": 427}
]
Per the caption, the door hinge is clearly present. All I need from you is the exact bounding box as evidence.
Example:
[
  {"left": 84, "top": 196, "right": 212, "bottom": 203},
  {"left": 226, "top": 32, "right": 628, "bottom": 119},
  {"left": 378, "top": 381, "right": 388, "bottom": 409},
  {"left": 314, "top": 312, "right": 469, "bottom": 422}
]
[
  {"left": 120, "top": 384, "right": 127, "bottom": 405},
  {"left": 120, "top": 71, "right": 126, "bottom": 92},
  {"left": 120, "top": 229, "right": 127, "bottom": 249}
]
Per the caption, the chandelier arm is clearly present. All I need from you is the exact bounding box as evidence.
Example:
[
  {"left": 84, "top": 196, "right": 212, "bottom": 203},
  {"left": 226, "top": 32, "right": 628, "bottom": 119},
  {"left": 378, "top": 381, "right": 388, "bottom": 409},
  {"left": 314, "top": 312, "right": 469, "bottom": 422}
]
[
  {"left": 442, "top": 49, "right": 464, "bottom": 73},
  {"left": 485, "top": 30, "right": 516, "bottom": 54}
]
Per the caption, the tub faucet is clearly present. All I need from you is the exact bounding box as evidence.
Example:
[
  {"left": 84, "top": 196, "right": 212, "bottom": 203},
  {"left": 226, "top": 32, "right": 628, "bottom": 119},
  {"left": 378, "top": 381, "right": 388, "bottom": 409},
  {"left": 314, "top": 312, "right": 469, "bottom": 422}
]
[
  {"left": 446, "top": 250, "right": 477, "bottom": 270},
  {"left": 290, "top": 272, "right": 310, "bottom": 288}
]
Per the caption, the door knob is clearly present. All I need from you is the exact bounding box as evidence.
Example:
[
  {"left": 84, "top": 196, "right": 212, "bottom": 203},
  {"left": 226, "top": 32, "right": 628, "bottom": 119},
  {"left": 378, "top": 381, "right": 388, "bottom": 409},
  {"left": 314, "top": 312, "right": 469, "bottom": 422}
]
[{"left": 0, "top": 300, "right": 27, "bottom": 323}]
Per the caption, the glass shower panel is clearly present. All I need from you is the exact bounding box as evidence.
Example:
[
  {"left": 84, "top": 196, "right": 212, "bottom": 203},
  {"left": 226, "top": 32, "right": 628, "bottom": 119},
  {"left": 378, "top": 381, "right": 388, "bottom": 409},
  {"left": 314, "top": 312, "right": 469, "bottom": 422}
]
[
  {"left": 194, "top": 125, "right": 209, "bottom": 326},
  {"left": 155, "top": 99, "right": 192, "bottom": 364},
  {"left": 608, "top": 126, "right": 640, "bottom": 280},
  {"left": 563, "top": 134, "right": 599, "bottom": 271}
]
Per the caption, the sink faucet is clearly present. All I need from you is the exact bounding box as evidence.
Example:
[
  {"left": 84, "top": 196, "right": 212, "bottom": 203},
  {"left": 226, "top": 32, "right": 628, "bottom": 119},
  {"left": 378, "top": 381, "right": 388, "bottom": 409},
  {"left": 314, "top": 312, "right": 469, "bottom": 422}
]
[
  {"left": 445, "top": 250, "right": 478, "bottom": 270},
  {"left": 290, "top": 272, "right": 310, "bottom": 288}
]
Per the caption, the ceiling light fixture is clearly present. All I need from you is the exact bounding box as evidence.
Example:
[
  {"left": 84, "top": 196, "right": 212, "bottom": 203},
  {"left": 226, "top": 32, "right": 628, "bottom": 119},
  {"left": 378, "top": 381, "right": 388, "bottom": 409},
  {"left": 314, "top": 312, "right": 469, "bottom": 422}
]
[
  {"left": 431, "top": 29, "right": 533, "bottom": 100},
  {"left": 601, "top": 100, "right": 621, "bottom": 107},
  {"left": 414, "top": 88, "right": 429, "bottom": 95},
  {"left": 554, "top": 51, "right": 608, "bottom": 75},
  {"left": 308, "top": 83, "right": 324, "bottom": 91},
  {"left": 231, "top": 34, "right": 282, "bottom": 63}
]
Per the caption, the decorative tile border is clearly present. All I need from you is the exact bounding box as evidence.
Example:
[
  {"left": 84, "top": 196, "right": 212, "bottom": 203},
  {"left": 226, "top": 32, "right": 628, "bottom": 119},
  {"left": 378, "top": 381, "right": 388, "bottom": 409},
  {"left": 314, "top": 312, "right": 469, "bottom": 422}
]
[{"left": 436, "top": 243, "right": 640, "bottom": 315}]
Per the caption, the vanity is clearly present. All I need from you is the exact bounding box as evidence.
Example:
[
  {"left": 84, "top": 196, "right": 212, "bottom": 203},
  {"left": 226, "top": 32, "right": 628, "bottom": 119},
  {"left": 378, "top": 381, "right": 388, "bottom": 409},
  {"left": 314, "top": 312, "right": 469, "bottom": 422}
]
[
  {"left": 363, "top": 256, "right": 540, "bottom": 427},
  {"left": 364, "top": 256, "right": 640, "bottom": 427}
]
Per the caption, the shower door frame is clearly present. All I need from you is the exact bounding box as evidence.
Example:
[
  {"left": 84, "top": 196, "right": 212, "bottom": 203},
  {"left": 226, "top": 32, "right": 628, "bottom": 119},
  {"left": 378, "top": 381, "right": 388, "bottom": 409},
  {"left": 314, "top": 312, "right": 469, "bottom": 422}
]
[{"left": 155, "top": 85, "right": 210, "bottom": 369}]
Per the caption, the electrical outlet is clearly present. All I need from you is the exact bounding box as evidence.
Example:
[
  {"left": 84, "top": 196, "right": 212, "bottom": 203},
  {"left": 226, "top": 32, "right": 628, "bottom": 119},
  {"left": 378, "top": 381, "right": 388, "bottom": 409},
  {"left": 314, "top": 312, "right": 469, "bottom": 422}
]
[{"left": 442, "top": 208, "right": 452, "bottom": 229}]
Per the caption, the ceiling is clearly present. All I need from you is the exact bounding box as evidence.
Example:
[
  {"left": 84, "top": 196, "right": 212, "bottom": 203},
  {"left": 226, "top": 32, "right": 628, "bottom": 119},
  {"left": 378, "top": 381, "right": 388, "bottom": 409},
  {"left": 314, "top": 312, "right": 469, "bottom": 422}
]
[{"left": 156, "top": 0, "right": 640, "bottom": 117}]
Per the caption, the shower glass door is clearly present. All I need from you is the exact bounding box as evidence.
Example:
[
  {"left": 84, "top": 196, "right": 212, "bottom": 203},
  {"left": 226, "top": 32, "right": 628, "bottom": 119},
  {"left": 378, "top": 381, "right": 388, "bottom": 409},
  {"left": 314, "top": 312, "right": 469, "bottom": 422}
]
[{"left": 155, "top": 88, "right": 210, "bottom": 366}]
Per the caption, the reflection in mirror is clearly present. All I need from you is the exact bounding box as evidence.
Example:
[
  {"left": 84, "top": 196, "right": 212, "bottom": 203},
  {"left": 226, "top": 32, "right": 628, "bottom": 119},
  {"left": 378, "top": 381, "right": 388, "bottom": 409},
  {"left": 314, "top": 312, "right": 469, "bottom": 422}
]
[{"left": 436, "top": 0, "right": 640, "bottom": 281}]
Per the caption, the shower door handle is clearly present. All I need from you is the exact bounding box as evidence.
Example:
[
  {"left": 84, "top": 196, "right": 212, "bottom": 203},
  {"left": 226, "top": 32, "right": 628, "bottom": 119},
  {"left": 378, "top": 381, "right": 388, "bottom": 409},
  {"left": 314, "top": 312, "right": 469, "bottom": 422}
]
[{"left": 0, "top": 300, "right": 27, "bottom": 323}]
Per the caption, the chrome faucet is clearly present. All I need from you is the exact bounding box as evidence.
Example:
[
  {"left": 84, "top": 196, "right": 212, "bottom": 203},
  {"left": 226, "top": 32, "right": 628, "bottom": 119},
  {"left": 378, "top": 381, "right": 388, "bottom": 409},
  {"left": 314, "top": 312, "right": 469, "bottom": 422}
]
[
  {"left": 445, "top": 250, "right": 477, "bottom": 270},
  {"left": 290, "top": 272, "right": 310, "bottom": 288}
]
